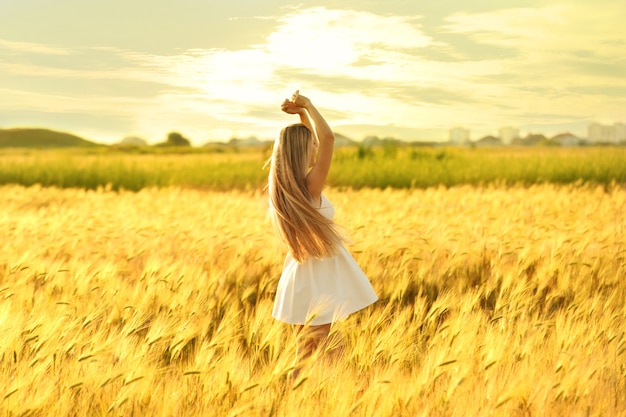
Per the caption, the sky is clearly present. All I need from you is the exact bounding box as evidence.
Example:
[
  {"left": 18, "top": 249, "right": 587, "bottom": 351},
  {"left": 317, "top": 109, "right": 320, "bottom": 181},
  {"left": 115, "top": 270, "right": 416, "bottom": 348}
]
[{"left": 0, "top": 0, "right": 624, "bottom": 145}]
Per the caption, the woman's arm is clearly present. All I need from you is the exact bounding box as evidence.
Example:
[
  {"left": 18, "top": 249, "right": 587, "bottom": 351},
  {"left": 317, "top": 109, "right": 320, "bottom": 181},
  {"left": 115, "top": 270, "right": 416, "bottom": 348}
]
[
  {"left": 291, "top": 92, "right": 335, "bottom": 200},
  {"left": 299, "top": 106, "right": 315, "bottom": 137}
]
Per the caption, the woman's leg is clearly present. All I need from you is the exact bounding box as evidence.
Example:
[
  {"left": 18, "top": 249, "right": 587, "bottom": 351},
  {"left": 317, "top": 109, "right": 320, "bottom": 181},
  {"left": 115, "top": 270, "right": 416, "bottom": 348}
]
[
  {"left": 290, "top": 322, "right": 346, "bottom": 377},
  {"left": 294, "top": 323, "right": 331, "bottom": 363},
  {"left": 289, "top": 323, "right": 332, "bottom": 379}
]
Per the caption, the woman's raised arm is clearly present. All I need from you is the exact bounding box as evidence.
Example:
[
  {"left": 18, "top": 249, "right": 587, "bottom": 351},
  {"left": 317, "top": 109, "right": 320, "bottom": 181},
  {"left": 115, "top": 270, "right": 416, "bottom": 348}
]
[{"left": 292, "top": 92, "right": 335, "bottom": 201}]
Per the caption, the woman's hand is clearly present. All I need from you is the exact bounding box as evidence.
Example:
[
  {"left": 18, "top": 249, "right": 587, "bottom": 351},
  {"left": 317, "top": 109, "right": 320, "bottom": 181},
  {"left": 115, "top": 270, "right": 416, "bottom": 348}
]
[
  {"left": 281, "top": 90, "right": 312, "bottom": 115},
  {"left": 291, "top": 90, "right": 311, "bottom": 108},
  {"left": 281, "top": 99, "right": 305, "bottom": 115}
]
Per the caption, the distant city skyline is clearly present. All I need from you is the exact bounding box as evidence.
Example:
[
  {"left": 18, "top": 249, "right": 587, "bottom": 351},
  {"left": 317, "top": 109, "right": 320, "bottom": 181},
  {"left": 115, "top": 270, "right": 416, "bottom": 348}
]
[
  {"left": 588, "top": 122, "right": 626, "bottom": 143},
  {"left": 449, "top": 122, "right": 625, "bottom": 145}
]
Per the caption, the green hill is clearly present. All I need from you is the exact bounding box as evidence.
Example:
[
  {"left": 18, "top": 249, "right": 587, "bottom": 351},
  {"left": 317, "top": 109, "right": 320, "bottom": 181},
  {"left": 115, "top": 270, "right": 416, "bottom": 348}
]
[{"left": 0, "top": 128, "right": 99, "bottom": 148}]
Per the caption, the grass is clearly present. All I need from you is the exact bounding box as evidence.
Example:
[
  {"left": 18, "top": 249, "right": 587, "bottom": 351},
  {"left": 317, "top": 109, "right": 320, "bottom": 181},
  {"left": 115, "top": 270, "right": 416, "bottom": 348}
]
[
  {"left": 0, "top": 184, "right": 625, "bottom": 416},
  {"left": 0, "top": 148, "right": 266, "bottom": 191},
  {"left": 0, "top": 146, "right": 624, "bottom": 191}
]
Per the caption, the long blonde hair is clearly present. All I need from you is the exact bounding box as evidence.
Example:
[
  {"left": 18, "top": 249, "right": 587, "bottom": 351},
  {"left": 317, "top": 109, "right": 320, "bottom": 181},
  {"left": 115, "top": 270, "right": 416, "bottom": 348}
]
[{"left": 268, "top": 123, "right": 343, "bottom": 262}]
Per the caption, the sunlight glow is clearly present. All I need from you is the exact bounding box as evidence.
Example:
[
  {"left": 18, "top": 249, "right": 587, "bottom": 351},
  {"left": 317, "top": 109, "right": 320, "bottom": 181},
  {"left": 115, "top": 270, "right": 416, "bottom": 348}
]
[{"left": 266, "top": 7, "right": 431, "bottom": 75}]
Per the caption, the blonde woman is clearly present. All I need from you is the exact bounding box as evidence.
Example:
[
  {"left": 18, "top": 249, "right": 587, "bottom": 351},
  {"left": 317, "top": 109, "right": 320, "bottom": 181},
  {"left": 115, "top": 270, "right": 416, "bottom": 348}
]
[{"left": 268, "top": 91, "right": 378, "bottom": 372}]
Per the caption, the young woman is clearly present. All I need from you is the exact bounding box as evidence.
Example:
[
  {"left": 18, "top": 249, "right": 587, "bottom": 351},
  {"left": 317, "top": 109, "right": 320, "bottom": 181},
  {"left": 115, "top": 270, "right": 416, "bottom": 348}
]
[{"left": 267, "top": 90, "right": 378, "bottom": 370}]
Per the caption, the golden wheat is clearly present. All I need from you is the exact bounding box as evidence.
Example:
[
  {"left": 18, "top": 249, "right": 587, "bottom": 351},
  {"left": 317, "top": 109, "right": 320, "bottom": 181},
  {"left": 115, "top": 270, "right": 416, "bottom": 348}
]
[{"left": 0, "top": 184, "right": 624, "bottom": 416}]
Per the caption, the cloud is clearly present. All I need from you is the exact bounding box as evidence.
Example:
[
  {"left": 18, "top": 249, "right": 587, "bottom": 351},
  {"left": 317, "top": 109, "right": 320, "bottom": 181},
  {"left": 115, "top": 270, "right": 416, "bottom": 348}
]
[
  {"left": 443, "top": 6, "right": 568, "bottom": 46},
  {"left": 443, "top": 4, "right": 626, "bottom": 76},
  {"left": 107, "top": 7, "right": 444, "bottom": 136},
  {"left": 1, "top": 3, "right": 624, "bottom": 143},
  {"left": 265, "top": 7, "right": 431, "bottom": 73},
  {"left": 438, "top": 3, "right": 626, "bottom": 130},
  {"left": 0, "top": 87, "right": 146, "bottom": 116},
  {"left": 0, "top": 7, "right": 537, "bottom": 139},
  {"left": 0, "top": 38, "right": 72, "bottom": 55}
]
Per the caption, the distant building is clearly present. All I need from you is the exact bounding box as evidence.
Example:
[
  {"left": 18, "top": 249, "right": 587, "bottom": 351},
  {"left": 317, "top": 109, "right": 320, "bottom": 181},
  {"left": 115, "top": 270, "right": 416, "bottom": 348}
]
[
  {"left": 551, "top": 133, "right": 581, "bottom": 147},
  {"left": 588, "top": 123, "right": 602, "bottom": 142},
  {"left": 449, "top": 127, "right": 470, "bottom": 145},
  {"left": 498, "top": 126, "right": 519, "bottom": 145},
  {"left": 615, "top": 123, "right": 626, "bottom": 143},
  {"left": 588, "top": 122, "right": 625, "bottom": 143}
]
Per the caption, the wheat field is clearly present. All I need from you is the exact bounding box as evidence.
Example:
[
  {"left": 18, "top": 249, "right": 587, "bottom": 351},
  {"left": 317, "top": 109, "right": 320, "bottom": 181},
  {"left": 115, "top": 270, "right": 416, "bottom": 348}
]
[{"left": 1, "top": 184, "right": 625, "bottom": 416}]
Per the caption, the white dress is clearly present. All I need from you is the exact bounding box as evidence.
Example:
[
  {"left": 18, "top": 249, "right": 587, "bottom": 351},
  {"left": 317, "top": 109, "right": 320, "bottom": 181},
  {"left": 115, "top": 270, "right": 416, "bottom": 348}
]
[{"left": 272, "top": 194, "right": 378, "bottom": 325}]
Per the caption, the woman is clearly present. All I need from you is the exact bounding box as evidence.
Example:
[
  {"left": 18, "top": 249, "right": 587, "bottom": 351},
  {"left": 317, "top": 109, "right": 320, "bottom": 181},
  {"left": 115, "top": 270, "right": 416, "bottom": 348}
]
[{"left": 267, "top": 91, "right": 377, "bottom": 371}]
